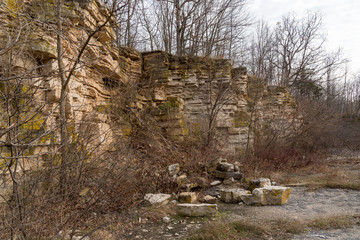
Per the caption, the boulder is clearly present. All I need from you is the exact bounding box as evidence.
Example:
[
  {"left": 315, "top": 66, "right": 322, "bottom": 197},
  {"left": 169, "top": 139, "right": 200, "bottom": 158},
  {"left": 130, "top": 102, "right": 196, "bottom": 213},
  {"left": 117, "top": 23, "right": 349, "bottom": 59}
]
[
  {"left": 144, "top": 193, "right": 172, "bottom": 205},
  {"left": 216, "top": 162, "right": 234, "bottom": 172},
  {"left": 177, "top": 204, "right": 218, "bottom": 217},
  {"left": 178, "top": 192, "right": 197, "bottom": 203},
  {"left": 248, "top": 178, "right": 271, "bottom": 191},
  {"left": 168, "top": 163, "right": 180, "bottom": 176},
  {"left": 262, "top": 186, "right": 291, "bottom": 205}
]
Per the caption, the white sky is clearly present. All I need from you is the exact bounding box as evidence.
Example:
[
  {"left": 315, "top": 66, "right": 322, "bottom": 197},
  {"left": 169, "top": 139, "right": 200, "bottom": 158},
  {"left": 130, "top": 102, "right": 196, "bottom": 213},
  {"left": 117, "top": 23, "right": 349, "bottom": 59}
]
[{"left": 248, "top": 0, "right": 360, "bottom": 75}]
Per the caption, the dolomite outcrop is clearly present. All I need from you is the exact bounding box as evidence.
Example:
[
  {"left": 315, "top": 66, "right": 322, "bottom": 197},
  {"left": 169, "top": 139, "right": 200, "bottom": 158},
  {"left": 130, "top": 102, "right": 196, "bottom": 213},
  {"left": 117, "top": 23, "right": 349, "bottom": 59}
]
[{"left": 0, "top": 0, "right": 300, "bottom": 157}]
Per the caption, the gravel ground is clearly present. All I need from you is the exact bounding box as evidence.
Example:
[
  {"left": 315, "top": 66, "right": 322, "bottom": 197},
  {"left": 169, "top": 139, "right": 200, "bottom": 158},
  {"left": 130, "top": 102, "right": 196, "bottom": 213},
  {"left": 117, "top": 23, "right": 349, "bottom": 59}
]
[
  {"left": 119, "top": 187, "right": 360, "bottom": 239},
  {"left": 223, "top": 187, "right": 360, "bottom": 221}
]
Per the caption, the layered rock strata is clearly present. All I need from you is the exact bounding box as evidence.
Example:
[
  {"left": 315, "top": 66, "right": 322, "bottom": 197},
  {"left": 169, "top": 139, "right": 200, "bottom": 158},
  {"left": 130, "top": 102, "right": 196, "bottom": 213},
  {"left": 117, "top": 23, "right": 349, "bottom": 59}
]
[{"left": 0, "top": 0, "right": 300, "bottom": 157}]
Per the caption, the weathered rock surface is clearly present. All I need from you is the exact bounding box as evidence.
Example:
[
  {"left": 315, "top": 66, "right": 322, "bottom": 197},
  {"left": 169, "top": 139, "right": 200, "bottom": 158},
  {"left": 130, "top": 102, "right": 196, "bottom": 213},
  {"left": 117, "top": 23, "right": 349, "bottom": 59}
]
[
  {"left": 220, "top": 188, "right": 249, "bottom": 203},
  {"left": 241, "top": 188, "right": 264, "bottom": 205},
  {"left": 144, "top": 194, "right": 172, "bottom": 205},
  {"left": 216, "top": 162, "right": 235, "bottom": 172},
  {"left": 262, "top": 186, "right": 291, "bottom": 205},
  {"left": 178, "top": 192, "right": 197, "bottom": 203},
  {"left": 249, "top": 178, "right": 272, "bottom": 191},
  {"left": 210, "top": 180, "right": 221, "bottom": 186},
  {"left": 241, "top": 186, "right": 291, "bottom": 205},
  {"left": 168, "top": 163, "right": 180, "bottom": 176},
  {"left": 204, "top": 195, "right": 218, "bottom": 204},
  {"left": 0, "top": 0, "right": 301, "bottom": 157},
  {"left": 177, "top": 204, "right": 218, "bottom": 217},
  {"left": 214, "top": 170, "right": 243, "bottom": 180}
]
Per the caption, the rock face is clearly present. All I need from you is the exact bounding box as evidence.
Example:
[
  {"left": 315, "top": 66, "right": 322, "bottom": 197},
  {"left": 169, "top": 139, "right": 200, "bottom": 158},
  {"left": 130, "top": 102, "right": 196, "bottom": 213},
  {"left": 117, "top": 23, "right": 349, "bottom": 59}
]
[
  {"left": 177, "top": 204, "right": 218, "bottom": 217},
  {"left": 0, "top": 0, "right": 300, "bottom": 156}
]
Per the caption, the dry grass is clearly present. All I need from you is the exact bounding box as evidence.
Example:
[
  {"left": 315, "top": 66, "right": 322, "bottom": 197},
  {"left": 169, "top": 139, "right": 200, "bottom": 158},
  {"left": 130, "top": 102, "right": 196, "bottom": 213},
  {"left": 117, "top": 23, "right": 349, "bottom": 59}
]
[
  {"left": 242, "top": 158, "right": 360, "bottom": 191},
  {"left": 187, "top": 214, "right": 357, "bottom": 240}
]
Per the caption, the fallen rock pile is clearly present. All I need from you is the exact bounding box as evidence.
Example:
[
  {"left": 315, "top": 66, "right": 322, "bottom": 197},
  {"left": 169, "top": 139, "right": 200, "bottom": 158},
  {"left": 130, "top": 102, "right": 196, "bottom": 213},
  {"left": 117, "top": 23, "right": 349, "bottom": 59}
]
[{"left": 144, "top": 160, "right": 291, "bottom": 218}]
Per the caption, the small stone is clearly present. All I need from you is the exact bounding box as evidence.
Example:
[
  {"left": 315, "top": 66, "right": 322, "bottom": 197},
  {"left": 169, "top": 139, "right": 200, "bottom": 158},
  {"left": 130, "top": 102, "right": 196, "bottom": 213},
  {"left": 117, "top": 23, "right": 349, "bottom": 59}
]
[
  {"left": 233, "top": 161, "right": 243, "bottom": 172},
  {"left": 178, "top": 192, "right": 197, "bottom": 203},
  {"left": 207, "top": 158, "right": 223, "bottom": 172},
  {"left": 163, "top": 216, "right": 171, "bottom": 223},
  {"left": 210, "top": 180, "right": 221, "bottom": 186},
  {"left": 168, "top": 163, "right": 180, "bottom": 176},
  {"left": 142, "top": 229, "right": 149, "bottom": 233},
  {"left": 170, "top": 200, "right": 178, "bottom": 205},
  {"left": 204, "top": 195, "right": 218, "bottom": 204},
  {"left": 177, "top": 204, "right": 218, "bottom": 217},
  {"left": 144, "top": 193, "right": 172, "bottom": 205},
  {"left": 176, "top": 174, "right": 187, "bottom": 185}
]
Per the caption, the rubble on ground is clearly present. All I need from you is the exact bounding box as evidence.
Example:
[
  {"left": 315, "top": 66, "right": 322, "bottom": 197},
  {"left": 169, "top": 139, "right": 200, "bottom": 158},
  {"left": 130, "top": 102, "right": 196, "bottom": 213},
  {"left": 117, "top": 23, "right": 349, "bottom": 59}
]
[{"left": 148, "top": 161, "right": 291, "bottom": 218}]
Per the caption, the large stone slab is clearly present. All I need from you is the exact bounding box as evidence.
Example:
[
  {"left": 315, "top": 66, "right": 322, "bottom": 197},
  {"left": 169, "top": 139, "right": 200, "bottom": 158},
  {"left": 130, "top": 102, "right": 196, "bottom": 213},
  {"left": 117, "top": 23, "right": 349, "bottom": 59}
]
[
  {"left": 177, "top": 204, "right": 218, "bottom": 217},
  {"left": 144, "top": 193, "right": 172, "bottom": 205},
  {"left": 262, "top": 186, "right": 291, "bottom": 205}
]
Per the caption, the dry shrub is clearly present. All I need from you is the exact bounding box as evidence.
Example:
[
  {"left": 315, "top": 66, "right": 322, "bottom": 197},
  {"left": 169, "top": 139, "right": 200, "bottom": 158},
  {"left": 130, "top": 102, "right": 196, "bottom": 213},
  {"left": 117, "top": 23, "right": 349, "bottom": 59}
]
[
  {"left": 241, "top": 146, "right": 321, "bottom": 177},
  {"left": 241, "top": 97, "right": 360, "bottom": 177},
  {"left": 295, "top": 99, "right": 360, "bottom": 152}
]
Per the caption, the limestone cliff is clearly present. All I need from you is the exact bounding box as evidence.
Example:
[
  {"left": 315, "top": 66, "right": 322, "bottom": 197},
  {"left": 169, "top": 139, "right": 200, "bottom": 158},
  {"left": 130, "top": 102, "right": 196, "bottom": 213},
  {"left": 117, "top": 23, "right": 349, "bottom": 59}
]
[{"left": 0, "top": 0, "right": 300, "bottom": 156}]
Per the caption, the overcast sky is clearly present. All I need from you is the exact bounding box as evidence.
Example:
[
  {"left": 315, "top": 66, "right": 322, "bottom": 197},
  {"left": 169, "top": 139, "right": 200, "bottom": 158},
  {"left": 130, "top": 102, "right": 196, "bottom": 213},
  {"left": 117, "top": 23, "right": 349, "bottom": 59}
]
[{"left": 248, "top": 0, "right": 360, "bottom": 75}]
